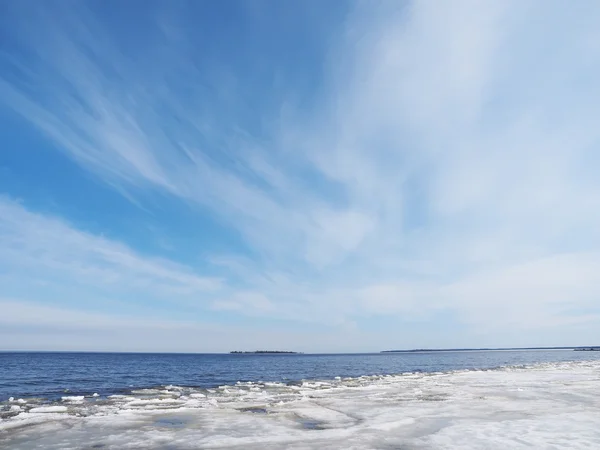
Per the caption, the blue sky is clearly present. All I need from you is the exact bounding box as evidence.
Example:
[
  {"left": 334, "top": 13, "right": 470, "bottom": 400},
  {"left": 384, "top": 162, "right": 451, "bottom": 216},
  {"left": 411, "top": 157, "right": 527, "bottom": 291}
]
[{"left": 1, "top": 0, "right": 600, "bottom": 352}]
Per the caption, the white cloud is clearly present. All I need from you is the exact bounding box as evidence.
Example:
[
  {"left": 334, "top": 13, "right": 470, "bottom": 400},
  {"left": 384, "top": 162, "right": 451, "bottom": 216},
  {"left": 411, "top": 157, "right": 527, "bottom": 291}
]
[
  {"left": 0, "top": 299, "right": 392, "bottom": 353},
  {"left": 0, "top": 197, "right": 221, "bottom": 298},
  {"left": 211, "top": 292, "right": 274, "bottom": 313},
  {"left": 0, "top": 1, "right": 366, "bottom": 268},
  {"left": 442, "top": 253, "right": 600, "bottom": 330}
]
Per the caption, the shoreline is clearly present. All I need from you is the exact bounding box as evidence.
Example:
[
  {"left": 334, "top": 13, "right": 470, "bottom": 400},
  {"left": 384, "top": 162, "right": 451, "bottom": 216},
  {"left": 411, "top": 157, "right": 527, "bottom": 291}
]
[
  {"left": 381, "top": 346, "right": 599, "bottom": 353},
  {"left": 2, "top": 357, "right": 599, "bottom": 416}
]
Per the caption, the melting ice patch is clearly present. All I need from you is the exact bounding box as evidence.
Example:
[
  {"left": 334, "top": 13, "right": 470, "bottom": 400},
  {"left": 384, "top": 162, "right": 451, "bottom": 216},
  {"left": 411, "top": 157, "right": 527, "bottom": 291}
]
[{"left": 1, "top": 361, "right": 600, "bottom": 449}]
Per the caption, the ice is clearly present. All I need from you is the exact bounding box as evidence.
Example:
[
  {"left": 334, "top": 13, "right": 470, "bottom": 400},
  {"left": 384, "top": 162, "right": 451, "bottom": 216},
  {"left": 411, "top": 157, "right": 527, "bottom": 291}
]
[
  {"left": 124, "top": 398, "right": 185, "bottom": 409},
  {"left": 1, "top": 360, "right": 600, "bottom": 449},
  {"left": 27, "top": 406, "right": 68, "bottom": 413},
  {"left": 61, "top": 396, "right": 85, "bottom": 403},
  {"left": 92, "top": 393, "right": 100, "bottom": 397}
]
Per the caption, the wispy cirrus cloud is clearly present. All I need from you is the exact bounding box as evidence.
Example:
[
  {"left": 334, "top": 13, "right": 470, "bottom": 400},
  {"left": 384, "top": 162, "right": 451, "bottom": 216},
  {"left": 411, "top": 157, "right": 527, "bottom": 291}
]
[
  {"left": 0, "top": 197, "right": 221, "bottom": 298},
  {"left": 0, "top": 0, "right": 368, "bottom": 268},
  {"left": 1, "top": 0, "right": 600, "bottom": 349}
]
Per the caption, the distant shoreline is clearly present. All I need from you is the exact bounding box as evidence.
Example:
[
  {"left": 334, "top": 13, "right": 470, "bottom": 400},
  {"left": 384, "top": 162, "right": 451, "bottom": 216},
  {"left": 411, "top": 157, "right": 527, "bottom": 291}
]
[{"left": 381, "top": 346, "right": 599, "bottom": 353}]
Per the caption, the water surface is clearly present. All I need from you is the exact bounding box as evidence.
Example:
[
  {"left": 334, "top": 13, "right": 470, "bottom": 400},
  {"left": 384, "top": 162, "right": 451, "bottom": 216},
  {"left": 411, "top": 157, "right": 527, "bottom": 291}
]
[{"left": 2, "top": 349, "right": 598, "bottom": 401}]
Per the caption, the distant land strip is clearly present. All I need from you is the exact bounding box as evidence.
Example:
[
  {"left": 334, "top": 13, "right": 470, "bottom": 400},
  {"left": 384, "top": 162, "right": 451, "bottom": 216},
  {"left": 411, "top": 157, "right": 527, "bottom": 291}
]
[{"left": 381, "top": 346, "right": 600, "bottom": 353}]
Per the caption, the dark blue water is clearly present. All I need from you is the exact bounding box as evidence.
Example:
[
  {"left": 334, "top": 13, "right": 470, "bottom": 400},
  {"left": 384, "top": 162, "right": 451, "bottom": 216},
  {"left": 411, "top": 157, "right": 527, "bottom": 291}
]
[{"left": 1, "top": 350, "right": 599, "bottom": 401}]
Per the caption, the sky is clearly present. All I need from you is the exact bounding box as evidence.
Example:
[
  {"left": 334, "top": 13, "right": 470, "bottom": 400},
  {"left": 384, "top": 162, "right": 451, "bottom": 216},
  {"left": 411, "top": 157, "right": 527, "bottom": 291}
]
[{"left": 1, "top": 0, "right": 600, "bottom": 353}]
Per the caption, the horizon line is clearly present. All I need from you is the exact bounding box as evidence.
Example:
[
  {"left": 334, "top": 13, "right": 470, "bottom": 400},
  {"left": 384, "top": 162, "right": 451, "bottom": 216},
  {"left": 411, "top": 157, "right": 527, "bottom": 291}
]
[{"left": 1, "top": 346, "right": 599, "bottom": 355}]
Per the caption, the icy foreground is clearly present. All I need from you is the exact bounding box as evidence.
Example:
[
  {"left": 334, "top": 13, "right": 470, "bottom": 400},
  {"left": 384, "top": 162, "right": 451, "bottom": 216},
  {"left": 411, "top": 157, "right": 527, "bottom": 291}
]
[{"left": 1, "top": 360, "right": 599, "bottom": 449}]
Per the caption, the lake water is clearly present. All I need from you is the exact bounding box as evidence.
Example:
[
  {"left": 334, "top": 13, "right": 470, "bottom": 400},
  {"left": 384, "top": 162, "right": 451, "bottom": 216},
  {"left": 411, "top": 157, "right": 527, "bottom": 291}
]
[{"left": 2, "top": 349, "right": 599, "bottom": 401}]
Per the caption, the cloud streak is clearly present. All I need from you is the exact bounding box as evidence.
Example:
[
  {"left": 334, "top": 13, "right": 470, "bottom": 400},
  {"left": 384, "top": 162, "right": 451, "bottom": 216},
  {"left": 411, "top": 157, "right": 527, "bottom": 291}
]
[{"left": 0, "top": 197, "right": 221, "bottom": 298}]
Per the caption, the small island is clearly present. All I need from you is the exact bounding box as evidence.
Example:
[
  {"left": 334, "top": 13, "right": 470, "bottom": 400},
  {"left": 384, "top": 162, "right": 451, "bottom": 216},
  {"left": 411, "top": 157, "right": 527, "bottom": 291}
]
[
  {"left": 230, "top": 350, "right": 300, "bottom": 354},
  {"left": 574, "top": 347, "right": 600, "bottom": 351}
]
